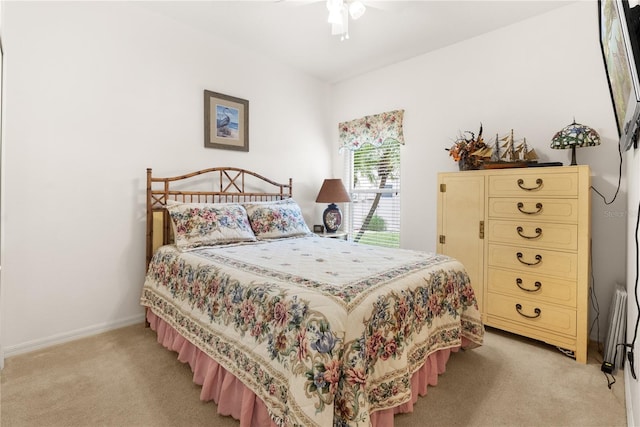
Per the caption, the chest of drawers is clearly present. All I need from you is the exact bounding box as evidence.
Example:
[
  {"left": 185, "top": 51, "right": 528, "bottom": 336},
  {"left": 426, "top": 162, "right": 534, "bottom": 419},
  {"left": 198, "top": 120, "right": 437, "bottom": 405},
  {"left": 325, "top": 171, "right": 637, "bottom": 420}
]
[{"left": 437, "top": 166, "right": 590, "bottom": 362}]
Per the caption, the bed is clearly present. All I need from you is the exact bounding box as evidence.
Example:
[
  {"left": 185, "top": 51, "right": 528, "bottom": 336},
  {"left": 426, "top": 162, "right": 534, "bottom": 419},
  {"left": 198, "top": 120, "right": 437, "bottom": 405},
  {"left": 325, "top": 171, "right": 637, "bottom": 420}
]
[{"left": 141, "top": 167, "right": 484, "bottom": 427}]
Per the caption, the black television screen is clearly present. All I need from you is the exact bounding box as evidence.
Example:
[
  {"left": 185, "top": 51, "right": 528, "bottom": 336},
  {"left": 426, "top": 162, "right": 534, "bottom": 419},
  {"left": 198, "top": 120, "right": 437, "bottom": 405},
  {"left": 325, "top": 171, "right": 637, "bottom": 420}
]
[{"left": 599, "top": 0, "right": 640, "bottom": 151}]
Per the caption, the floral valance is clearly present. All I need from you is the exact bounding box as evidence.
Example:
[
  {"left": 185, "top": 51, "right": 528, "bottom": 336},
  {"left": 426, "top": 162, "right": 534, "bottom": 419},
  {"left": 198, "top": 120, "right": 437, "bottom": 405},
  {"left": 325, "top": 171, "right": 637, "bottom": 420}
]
[{"left": 338, "top": 109, "right": 405, "bottom": 152}]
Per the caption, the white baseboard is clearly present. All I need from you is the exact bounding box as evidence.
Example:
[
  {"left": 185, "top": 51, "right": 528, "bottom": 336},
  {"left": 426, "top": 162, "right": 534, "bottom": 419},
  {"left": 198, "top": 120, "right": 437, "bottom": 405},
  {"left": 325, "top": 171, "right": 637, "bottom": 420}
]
[{"left": 2, "top": 313, "right": 146, "bottom": 361}]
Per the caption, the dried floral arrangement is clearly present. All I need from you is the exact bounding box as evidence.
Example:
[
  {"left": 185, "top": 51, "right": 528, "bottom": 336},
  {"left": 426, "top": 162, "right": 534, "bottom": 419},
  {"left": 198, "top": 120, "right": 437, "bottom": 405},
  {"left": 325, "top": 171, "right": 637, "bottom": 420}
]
[{"left": 445, "top": 124, "right": 489, "bottom": 170}]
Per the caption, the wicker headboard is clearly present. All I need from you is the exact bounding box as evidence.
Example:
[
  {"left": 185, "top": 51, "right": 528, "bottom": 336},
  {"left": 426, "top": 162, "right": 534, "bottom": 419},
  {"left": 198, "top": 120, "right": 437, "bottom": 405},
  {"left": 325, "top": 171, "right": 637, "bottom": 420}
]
[{"left": 146, "top": 167, "right": 293, "bottom": 266}]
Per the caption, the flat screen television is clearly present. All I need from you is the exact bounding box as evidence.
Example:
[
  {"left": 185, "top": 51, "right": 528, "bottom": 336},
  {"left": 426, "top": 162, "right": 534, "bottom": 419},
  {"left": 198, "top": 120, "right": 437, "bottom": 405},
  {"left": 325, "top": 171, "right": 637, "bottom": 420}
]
[{"left": 599, "top": 0, "right": 640, "bottom": 151}]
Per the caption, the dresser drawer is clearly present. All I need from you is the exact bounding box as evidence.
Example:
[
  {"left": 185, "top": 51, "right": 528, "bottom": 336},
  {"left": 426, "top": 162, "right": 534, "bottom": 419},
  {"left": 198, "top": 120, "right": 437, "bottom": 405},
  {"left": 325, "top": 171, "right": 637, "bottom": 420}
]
[
  {"left": 487, "top": 268, "right": 576, "bottom": 307},
  {"left": 488, "top": 244, "right": 578, "bottom": 279},
  {"left": 487, "top": 220, "right": 578, "bottom": 251},
  {"left": 489, "top": 172, "right": 578, "bottom": 197},
  {"left": 488, "top": 198, "right": 578, "bottom": 223},
  {"left": 487, "top": 293, "right": 576, "bottom": 336}
]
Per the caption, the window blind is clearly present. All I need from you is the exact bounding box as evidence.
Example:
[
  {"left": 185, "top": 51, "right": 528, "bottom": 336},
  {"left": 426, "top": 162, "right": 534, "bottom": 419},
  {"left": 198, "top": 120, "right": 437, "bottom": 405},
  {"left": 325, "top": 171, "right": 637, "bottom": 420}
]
[{"left": 345, "top": 139, "right": 401, "bottom": 248}]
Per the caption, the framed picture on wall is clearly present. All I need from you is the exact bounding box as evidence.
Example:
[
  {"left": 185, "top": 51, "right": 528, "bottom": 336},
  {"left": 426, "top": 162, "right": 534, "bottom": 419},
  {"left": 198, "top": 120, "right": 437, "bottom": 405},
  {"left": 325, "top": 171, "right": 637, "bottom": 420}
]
[{"left": 204, "top": 90, "right": 249, "bottom": 151}]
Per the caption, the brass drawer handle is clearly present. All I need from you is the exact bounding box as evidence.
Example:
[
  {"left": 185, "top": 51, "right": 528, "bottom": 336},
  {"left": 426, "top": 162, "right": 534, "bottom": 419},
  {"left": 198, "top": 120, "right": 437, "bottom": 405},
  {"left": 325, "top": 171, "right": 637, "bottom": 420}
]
[
  {"left": 517, "top": 202, "right": 543, "bottom": 215},
  {"left": 517, "top": 178, "right": 543, "bottom": 191},
  {"left": 517, "top": 252, "right": 542, "bottom": 266},
  {"left": 516, "top": 226, "right": 542, "bottom": 239},
  {"left": 516, "top": 278, "right": 542, "bottom": 292},
  {"left": 516, "top": 303, "right": 541, "bottom": 319}
]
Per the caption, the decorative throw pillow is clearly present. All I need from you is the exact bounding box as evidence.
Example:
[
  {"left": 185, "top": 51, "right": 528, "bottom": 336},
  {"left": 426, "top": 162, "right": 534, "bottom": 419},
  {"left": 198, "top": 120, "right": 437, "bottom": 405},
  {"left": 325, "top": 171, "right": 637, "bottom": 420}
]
[
  {"left": 166, "top": 202, "right": 256, "bottom": 250},
  {"left": 243, "top": 199, "right": 312, "bottom": 240}
]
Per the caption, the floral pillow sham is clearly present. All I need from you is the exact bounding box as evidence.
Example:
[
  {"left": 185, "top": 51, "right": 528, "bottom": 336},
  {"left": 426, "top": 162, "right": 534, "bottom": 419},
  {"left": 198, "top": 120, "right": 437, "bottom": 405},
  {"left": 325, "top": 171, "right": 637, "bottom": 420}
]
[
  {"left": 166, "top": 201, "right": 257, "bottom": 251},
  {"left": 243, "top": 199, "right": 312, "bottom": 240}
]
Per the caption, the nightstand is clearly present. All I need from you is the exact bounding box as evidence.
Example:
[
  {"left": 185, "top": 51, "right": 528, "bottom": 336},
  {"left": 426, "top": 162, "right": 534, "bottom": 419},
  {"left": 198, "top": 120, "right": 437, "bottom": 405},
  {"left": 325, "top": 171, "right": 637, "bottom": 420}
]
[{"left": 316, "top": 231, "right": 348, "bottom": 240}]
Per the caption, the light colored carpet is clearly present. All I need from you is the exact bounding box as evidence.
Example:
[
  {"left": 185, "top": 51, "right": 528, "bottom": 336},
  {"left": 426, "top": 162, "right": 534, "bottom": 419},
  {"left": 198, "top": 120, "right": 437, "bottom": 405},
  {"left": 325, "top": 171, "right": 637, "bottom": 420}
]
[{"left": 0, "top": 325, "right": 627, "bottom": 427}]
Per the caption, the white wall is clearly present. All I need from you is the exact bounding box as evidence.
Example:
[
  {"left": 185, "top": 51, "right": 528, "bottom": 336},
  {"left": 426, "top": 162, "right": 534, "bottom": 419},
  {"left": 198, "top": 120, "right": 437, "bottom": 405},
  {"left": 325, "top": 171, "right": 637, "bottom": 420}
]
[
  {"left": 625, "top": 148, "right": 639, "bottom": 426},
  {"left": 330, "top": 2, "right": 625, "bottom": 345},
  {"left": 0, "top": 1, "right": 331, "bottom": 355}
]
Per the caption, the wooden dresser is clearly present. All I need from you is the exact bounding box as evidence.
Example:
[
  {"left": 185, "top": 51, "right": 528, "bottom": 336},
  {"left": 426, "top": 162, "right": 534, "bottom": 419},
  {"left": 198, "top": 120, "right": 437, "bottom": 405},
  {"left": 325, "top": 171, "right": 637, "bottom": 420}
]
[{"left": 437, "top": 166, "right": 590, "bottom": 363}]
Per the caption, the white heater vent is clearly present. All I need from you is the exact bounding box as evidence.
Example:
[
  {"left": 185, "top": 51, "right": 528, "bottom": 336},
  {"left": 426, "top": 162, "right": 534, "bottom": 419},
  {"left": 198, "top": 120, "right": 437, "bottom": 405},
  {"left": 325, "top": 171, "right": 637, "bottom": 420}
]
[{"left": 603, "top": 284, "right": 627, "bottom": 371}]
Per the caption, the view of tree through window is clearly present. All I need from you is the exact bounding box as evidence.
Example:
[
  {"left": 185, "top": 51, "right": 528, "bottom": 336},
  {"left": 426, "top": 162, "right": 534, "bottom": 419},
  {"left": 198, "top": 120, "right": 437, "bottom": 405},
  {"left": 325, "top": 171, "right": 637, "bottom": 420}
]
[{"left": 346, "top": 138, "right": 401, "bottom": 248}]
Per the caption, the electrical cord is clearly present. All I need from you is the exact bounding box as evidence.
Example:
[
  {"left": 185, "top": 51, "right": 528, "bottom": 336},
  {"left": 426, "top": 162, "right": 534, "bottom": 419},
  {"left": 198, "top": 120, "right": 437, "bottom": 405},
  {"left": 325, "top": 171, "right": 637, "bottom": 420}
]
[
  {"left": 609, "top": 195, "right": 640, "bottom": 383},
  {"left": 589, "top": 136, "right": 636, "bottom": 383},
  {"left": 586, "top": 131, "right": 639, "bottom": 381},
  {"left": 629, "top": 197, "right": 640, "bottom": 380},
  {"left": 598, "top": 339, "right": 635, "bottom": 389},
  {"left": 556, "top": 346, "right": 575, "bottom": 359},
  {"left": 595, "top": 339, "right": 618, "bottom": 388},
  {"left": 588, "top": 137, "right": 619, "bottom": 367},
  {"left": 589, "top": 239, "right": 603, "bottom": 354},
  {"left": 604, "top": 371, "right": 616, "bottom": 389},
  {"left": 591, "top": 133, "right": 622, "bottom": 205}
]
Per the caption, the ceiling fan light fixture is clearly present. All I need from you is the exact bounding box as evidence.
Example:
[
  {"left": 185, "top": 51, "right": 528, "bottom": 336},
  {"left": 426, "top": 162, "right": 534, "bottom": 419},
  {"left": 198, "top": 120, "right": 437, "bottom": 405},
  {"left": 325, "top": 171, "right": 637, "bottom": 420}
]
[
  {"left": 327, "top": 0, "right": 359, "bottom": 40},
  {"left": 326, "top": 0, "right": 343, "bottom": 10},
  {"left": 348, "top": 1, "right": 366, "bottom": 20},
  {"left": 328, "top": 9, "right": 343, "bottom": 25},
  {"left": 327, "top": 0, "right": 344, "bottom": 24}
]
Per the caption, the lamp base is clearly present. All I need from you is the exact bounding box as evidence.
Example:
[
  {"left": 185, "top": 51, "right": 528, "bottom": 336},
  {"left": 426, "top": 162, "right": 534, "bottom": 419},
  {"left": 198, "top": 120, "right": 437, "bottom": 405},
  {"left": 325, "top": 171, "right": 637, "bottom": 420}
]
[
  {"left": 570, "top": 145, "right": 577, "bottom": 166},
  {"left": 322, "top": 203, "right": 342, "bottom": 233}
]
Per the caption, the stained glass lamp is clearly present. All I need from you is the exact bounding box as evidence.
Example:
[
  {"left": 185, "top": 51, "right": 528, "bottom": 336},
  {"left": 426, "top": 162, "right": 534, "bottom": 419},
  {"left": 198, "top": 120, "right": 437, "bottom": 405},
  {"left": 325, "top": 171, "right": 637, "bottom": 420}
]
[
  {"left": 315, "top": 179, "right": 351, "bottom": 233},
  {"left": 550, "top": 121, "right": 600, "bottom": 166}
]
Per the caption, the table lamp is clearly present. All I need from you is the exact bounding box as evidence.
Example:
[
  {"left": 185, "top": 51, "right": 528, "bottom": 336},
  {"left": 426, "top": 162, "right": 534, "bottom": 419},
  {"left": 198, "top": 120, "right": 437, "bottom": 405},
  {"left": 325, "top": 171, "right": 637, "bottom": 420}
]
[
  {"left": 315, "top": 178, "right": 351, "bottom": 233},
  {"left": 550, "top": 120, "right": 600, "bottom": 166}
]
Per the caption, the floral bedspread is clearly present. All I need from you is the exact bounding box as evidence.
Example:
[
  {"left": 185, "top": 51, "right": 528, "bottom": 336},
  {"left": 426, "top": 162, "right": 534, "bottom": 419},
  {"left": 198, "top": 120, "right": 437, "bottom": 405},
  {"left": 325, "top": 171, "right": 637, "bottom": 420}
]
[{"left": 140, "top": 236, "right": 484, "bottom": 426}]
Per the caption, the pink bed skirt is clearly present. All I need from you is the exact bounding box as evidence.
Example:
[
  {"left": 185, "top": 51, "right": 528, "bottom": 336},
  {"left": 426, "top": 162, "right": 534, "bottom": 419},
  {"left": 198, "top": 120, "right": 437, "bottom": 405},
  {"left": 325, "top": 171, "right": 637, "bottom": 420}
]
[{"left": 147, "top": 310, "right": 463, "bottom": 427}]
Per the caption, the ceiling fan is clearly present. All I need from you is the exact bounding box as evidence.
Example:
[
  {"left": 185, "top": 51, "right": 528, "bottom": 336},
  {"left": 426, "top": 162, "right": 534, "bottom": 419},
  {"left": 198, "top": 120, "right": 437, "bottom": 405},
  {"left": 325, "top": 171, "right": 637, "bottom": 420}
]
[{"left": 326, "top": 0, "right": 366, "bottom": 41}]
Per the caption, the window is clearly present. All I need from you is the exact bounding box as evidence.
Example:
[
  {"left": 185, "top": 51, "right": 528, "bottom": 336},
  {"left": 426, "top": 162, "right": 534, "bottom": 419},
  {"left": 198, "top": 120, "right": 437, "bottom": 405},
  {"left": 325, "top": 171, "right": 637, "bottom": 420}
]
[
  {"left": 338, "top": 110, "right": 404, "bottom": 248},
  {"left": 345, "top": 139, "right": 401, "bottom": 248}
]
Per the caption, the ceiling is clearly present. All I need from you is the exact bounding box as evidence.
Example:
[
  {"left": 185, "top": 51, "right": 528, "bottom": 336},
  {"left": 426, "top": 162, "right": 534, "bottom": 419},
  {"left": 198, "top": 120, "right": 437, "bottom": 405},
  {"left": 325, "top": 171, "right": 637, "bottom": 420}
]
[{"left": 139, "top": 1, "right": 574, "bottom": 84}]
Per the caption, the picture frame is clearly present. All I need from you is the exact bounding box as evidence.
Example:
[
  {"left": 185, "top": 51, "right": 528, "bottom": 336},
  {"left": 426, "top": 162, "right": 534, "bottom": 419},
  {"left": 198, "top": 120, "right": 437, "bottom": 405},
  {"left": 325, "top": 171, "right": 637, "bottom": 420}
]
[
  {"left": 204, "top": 90, "right": 249, "bottom": 152},
  {"left": 313, "top": 224, "right": 325, "bottom": 233}
]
